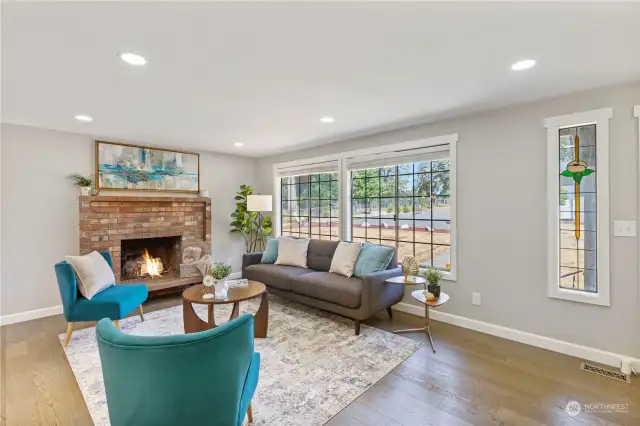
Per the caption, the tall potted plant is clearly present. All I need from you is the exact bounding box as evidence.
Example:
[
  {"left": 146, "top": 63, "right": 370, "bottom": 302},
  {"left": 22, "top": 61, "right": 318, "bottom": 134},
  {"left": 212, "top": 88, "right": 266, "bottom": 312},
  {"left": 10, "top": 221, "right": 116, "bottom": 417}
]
[{"left": 230, "top": 185, "right": 272, "bottom": 252}]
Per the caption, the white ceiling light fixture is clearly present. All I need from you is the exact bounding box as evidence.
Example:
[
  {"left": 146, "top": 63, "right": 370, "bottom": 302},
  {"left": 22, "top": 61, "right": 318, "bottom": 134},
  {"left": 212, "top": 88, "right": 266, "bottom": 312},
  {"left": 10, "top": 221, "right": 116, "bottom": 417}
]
[
  {"left": 74, "top": 114, "right": 93, "bottom": 122},
  {"left": 511, "top": 59, "right": 536, "bottom": 71},
  {"left": 119, "top": 52, "right": 147, "bottom": 66},
  {"left": 234, "top": 142, "right": 244, "bottom": 147},
  {"left": 320, "top": 116, "right": 335, "bottom": 123}
]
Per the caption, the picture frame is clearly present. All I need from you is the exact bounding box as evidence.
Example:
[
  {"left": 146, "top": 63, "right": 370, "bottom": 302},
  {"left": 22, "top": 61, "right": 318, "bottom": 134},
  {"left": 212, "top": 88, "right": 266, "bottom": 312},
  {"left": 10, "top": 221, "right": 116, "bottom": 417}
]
[{"left": 95, "top": 140, "right": 200, "bottom": 193}]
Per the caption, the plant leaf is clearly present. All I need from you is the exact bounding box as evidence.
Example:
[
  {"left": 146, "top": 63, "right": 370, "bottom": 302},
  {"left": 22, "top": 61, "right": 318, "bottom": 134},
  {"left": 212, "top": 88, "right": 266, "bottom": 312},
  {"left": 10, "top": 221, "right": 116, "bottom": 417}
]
[
  {"left": 582, "top": 169, "right": 595, "bottom": 176},
  {"left": 572, "top": 174, "right": 583, "bottom": 184},
  {"left": 560, "top": 170, "right": 573, "bottom": 177}
]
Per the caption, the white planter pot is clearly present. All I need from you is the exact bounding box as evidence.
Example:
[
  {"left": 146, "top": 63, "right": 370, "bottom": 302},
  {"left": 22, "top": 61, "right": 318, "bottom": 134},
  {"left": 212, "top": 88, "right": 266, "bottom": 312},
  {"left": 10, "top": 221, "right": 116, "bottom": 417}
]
[
  {"left": 200, "top": 189, "right": 210, "bottom": 197},
  {"left": 80, "top": 187, "right": 91, "bottom": 196}
]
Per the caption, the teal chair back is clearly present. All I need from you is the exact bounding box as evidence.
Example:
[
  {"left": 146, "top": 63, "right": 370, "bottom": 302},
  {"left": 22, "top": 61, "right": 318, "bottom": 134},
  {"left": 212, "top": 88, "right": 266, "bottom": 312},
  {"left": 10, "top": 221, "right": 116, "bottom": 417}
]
[
  {"left": 97, "top": 313, "right": 260, "bottom": 426},
  {"left": 55, "top": 251, "right": 112, "bottom": 321}
]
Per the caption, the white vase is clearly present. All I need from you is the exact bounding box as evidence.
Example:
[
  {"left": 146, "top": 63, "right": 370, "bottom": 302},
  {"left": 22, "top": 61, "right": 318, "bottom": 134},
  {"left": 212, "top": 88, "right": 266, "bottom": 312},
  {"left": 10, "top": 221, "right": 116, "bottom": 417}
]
[
  {"left": 214, "top": 278, "right": 228, "bottom": 299},
  {"left": 80, "top": 187, "right": 91, "bottom": 196},
  {"left": 200, "top": 189, "right": 209, "bottom": 197}
]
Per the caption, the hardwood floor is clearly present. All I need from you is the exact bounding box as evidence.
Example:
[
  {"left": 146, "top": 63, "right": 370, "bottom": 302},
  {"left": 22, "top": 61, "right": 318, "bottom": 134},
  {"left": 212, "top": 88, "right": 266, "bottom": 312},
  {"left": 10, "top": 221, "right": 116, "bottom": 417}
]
[{"left": 2, "top": 295, "right": 638, "bottom": 426}]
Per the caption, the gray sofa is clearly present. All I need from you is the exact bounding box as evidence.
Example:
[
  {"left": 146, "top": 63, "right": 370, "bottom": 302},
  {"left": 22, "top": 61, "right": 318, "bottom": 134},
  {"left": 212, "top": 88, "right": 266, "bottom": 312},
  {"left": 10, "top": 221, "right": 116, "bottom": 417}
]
[{"left": 242, "top": 239, "right": 403, "bottom": 335}]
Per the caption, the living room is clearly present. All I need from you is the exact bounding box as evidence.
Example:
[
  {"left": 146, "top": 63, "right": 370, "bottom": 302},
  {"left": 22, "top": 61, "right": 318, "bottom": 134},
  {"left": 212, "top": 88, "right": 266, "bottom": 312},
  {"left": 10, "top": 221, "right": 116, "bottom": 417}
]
[{"left": 2, "top": 2, "right": 640, "bottom": 426}]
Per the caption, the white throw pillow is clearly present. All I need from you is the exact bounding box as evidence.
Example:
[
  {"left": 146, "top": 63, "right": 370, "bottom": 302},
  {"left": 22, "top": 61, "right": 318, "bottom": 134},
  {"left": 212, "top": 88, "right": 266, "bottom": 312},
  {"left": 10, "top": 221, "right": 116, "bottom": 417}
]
[
  {"left": 65, "top": 251, "right": 115, "bottom": 299},
  {"left": 275, "top": 237, "right": 310, "bottom": 268},
  {"left": 329, "top": 242, "right": 362, "bottom": 277}
]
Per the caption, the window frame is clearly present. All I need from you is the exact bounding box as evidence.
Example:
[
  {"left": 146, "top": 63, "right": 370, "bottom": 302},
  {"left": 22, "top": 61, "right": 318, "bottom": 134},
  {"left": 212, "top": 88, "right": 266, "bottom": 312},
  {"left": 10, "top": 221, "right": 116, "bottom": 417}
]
[
  {"left": 273, "top": 133, "right": 458, "bottom": 281},
  {"left": 544, "top": 108, "right": 612, "bottom": 306}
]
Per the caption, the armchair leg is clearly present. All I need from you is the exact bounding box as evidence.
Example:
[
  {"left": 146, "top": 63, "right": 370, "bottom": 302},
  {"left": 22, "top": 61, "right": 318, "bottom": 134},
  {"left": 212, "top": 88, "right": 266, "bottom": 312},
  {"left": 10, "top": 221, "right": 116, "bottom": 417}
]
[
  {"left": 138, "top": 305, "right": 145, "bottom": 321},
  {"left": 247, "top": 402, "right": 253, "bottom": 424},
  {"left": 63, "top": 322, "right": 74, "bottom": 347},
  {"left": 113, "top": 320, "right": 120, "bottom": 329},
  {"left": 354, "top": 320, "right": 361, "bottom": 336},
  {"left": 387, "top": 307, "right": 393, "bottom": 319}
]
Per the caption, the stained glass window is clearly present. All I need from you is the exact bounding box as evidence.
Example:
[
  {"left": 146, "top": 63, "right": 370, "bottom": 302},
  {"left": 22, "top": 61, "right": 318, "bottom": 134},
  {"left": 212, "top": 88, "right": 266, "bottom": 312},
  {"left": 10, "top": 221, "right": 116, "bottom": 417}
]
[
  {"left": 559, "top": 124, "right": 597, "bottom": 293},
  {"left": 280, "top": 173, "right": 339, "bottom": 241}
]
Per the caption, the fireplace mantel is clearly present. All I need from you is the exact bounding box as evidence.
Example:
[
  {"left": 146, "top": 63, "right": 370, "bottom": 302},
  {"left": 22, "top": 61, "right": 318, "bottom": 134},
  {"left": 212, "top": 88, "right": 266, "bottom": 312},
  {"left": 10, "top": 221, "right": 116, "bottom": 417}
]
[
  {"left": 79, "top": 195, "right": 211, "bottom": 292},
  {"left": 80, "top": 195, "right": 211, "bottom": 203}
]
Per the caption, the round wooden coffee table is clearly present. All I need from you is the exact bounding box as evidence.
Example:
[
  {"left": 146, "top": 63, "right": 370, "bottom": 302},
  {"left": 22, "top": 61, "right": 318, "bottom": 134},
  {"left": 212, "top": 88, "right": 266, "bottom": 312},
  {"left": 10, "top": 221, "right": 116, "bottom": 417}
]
[{"left": 182, "top": 280, "right": 268, "bottom": 337}]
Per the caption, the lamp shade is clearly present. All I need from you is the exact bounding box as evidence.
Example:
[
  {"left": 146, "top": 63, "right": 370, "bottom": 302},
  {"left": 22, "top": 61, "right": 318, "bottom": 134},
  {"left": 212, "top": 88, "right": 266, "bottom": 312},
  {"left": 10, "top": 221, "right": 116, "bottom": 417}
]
[{"left": 247, "top": 195, "right": 273, "bottom": 212}]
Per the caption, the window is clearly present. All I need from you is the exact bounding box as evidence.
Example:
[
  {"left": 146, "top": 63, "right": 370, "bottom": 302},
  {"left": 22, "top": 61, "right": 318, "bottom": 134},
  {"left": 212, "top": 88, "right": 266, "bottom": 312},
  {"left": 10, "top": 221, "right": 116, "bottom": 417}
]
[
  {"left": 272, "top": 134, "right": 457, "bottom": 280},
  {"left": 545, "top": 108, "right": 612, "bottom": 306},
  {"left": 349, "top": 160, "right": 452, "bottom": 271},
  {"left": 279, "top": 172, "right": 339, "bottom": 241}
]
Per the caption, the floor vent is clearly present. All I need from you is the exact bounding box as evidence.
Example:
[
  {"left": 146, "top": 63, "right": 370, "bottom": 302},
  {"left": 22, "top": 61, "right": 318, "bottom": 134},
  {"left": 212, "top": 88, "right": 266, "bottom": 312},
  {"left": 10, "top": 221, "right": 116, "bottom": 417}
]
[{"left": 580, "top": 362, "right": 631, "bottom": 383}]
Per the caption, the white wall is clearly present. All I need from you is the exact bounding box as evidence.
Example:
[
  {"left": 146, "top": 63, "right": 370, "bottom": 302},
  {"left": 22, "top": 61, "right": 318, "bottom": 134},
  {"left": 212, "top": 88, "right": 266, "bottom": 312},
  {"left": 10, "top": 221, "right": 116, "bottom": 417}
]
[
  {"left": 1, "top": 124, "right": 258, "bottom": 317},
  {"left": 256, "top": 81, "right": 640, "bottom": 358}
]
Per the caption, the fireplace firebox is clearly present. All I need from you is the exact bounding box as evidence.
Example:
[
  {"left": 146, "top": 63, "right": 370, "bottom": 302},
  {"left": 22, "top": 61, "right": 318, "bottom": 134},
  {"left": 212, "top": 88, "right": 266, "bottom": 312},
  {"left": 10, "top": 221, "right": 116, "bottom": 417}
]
[{"left": 121, "top": 236, "right": 181, "bottom": 281}]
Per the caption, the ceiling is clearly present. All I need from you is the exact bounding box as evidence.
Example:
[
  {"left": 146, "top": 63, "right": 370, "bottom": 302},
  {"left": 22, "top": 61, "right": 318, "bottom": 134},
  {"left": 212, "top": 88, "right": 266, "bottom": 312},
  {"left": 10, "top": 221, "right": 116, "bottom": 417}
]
[{"left": 3, "top": 2, "right": 640, "bottom": 157}]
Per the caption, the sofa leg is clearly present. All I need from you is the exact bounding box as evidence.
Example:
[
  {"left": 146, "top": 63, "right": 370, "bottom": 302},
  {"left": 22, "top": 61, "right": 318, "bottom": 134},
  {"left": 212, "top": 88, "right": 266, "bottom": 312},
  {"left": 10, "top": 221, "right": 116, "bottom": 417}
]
[
  {"left": 247, "top": 402, "right": 253, "bottom": 423},
  {"left": 354, "top": 320, "right": 361, "bottom": 336},
  {"left": 387, "top": 307, "right": 393, "bottom": 319}
]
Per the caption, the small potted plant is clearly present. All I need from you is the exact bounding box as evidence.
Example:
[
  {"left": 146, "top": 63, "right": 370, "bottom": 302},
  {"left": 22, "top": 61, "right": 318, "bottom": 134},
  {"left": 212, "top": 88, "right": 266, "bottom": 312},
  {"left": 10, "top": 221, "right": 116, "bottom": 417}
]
[
  {"left": 69, "top": 173, "right": 93, "bottom": 196},
  {"left": 204, "top": 262, "right": 233, "bottom": 299},
  {"left": 423, "top": 267, "right": 443, "bottom": 298}
]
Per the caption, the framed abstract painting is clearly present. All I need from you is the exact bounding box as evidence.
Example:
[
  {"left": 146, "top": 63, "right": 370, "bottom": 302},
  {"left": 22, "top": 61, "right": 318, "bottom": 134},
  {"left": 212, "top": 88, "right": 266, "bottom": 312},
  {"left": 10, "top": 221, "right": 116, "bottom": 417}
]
[{"left": 96, "top": 141, "right": 200, "bottom": 193}]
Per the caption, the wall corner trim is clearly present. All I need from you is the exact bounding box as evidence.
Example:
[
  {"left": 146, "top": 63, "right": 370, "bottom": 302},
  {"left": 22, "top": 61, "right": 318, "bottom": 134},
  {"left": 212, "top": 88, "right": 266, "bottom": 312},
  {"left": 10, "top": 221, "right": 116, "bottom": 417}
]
[
  {"left": 392, "top": 302, "right": 639, "bottom": 372},
  {"left": 0, "top": 305, "right": 63, "bottom": 326}
]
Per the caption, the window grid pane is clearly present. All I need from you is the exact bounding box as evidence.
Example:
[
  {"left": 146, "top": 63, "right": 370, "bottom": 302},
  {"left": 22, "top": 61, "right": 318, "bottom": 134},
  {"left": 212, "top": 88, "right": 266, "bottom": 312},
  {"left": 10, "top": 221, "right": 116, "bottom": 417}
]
[
  {"left": 281, "top": 172, "right": 339, "bottom": 240},
  {"left": 350, "top": 159, "right": 451, "bottom": 271},
  {"left": 558, "top": 124, "right": 597, "bottom": 293}
]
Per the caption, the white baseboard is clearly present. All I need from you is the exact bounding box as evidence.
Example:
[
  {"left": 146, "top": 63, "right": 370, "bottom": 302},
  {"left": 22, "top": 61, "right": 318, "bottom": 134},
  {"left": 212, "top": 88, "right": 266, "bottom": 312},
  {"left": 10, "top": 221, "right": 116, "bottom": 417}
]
[
  {"left": 393, "top": 302, "right": 640, "bottom": 373},
  {"left": 0, "top": 305, "right": 63, "bottom": 326}
]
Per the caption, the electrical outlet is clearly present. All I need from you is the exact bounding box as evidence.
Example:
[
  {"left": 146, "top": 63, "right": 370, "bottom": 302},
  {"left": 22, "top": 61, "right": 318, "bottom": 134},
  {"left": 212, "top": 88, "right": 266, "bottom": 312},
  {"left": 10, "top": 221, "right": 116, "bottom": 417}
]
[
  {"left": 472, "top": 293, "right": 481, "bottom": 306},
  {"left": 226, "top": 258, "right": 233, "bottom": 266}
]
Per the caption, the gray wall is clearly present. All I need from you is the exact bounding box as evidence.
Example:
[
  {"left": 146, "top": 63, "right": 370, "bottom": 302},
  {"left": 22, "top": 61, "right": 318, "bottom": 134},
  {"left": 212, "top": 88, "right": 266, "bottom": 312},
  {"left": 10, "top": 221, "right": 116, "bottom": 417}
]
[
  {"left": 256, "top": 81, "right": 640, "bottom": 357},
  {"left": 1, "top": 124, "right": 258, "bottom": 316}
]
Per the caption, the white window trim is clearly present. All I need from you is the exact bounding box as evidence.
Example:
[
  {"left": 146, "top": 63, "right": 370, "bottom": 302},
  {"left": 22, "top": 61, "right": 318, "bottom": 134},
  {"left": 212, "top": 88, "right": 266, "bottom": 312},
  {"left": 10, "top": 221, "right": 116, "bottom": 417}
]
[
  {"left": 273, "top": 133, "right": 458, "bottom": 281},
  {"left": 635, "top": 106, "right": 640, "bottom": 310},
  {"left": 544, "top": 108, "right": 612, "bottom": 306}
]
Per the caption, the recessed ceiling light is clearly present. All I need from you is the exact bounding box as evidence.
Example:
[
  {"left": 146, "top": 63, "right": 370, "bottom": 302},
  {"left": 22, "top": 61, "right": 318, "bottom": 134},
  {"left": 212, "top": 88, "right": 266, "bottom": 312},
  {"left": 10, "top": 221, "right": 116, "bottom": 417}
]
[
  {"left": 75, "top": 115, "right": 93, "bottom": 122},
  {"left": 234, "top": 142, "right": 244, "bottom": 147},
  {"left": 320, "top": 116, "right": 334, "bottom": 123},
  {"left": 119, "top": 52, "right": 147, "bottom": 66},
  {"left": 511, "top": 59, "right": 536, "bottom": 71}
]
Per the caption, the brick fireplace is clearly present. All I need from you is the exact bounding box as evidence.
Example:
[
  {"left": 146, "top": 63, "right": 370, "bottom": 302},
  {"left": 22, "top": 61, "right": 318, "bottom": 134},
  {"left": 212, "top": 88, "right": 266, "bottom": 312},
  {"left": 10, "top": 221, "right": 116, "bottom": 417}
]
[{"left": 79, "top": 196, "right": 211, "bottom": 292}]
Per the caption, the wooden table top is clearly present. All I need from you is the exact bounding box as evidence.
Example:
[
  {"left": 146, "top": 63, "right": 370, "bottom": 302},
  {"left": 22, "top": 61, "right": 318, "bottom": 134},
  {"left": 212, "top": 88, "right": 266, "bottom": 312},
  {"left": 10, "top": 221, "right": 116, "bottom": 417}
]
[
  {"left": 385, "top": 275, "right": 427, "bottom": 285},
  {"left": 183, "top": 280, "right": 266, "bottom": 305},
  {"left": 411, "top": 290, "right": 450, "bottom": 307}
]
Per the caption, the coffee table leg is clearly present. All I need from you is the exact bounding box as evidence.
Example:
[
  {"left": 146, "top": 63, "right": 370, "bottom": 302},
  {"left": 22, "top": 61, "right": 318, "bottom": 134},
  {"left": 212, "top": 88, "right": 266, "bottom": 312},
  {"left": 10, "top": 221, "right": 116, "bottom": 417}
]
[
  {"left": 183, "top": 300, "right": 213, "bottom": 334},
  {"left": 254, "top": 291, "right": 269, "bottom": 338},
  {"left": 230, "top": 302, "right": 240, "bottom": 321}
]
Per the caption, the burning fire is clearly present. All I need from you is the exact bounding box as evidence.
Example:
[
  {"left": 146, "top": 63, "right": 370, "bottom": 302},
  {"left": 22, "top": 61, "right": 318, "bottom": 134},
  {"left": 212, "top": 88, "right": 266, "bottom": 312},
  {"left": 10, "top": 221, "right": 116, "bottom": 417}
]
[{"left": 142, "top": 249, "right": 163, "bottom": 278}]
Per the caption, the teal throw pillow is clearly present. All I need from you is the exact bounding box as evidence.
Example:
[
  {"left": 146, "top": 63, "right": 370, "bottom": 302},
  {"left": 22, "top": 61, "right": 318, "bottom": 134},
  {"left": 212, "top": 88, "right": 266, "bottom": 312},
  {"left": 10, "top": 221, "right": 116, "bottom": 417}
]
[
  {"left": 353, "top": 242, "right": 395, "bottom": 277},
  {"left": 261, "top": 238, "right": 279, "bottom": 264}
]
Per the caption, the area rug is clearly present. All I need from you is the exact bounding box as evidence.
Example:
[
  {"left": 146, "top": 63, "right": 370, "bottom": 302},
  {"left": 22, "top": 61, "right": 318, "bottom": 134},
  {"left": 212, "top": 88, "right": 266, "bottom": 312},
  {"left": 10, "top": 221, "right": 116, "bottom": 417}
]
[{"left": 59, "top": 295, "right": 422, "bottom": 426}]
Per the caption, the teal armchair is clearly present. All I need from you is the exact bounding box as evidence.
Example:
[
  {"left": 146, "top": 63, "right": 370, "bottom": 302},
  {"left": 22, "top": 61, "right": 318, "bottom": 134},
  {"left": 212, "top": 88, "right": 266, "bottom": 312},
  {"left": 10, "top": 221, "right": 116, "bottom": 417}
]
[
  {"left": 55, "top": 251, "right": 147, "bottom": 346},
  {"left": 97, "top": 313, "right": 260, "bottom": 426}
]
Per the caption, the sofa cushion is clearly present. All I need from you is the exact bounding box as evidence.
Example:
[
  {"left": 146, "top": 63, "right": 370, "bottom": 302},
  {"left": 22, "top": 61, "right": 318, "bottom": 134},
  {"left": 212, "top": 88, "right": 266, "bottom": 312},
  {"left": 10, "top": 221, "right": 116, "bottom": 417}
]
[
  {"left": 260, "top": 237, "right": 278, "bottom": 264},
  {"left": 353, "top": 243, "right": 396, "bottom": 277},
  {"left": 306, "top": 240, "right": 339, "bottom": 272},
  {"left": 243, "top": 264, "right": 312, "bottom": 292},
  {"left": 329, "top": 241, "right": 362, "bottom": 277},
  {"left": 293, "top": 272, "right": 362, "bottom": 309},
  {"left": 275, "top": 237, "right": 310, "bottom": 268}
]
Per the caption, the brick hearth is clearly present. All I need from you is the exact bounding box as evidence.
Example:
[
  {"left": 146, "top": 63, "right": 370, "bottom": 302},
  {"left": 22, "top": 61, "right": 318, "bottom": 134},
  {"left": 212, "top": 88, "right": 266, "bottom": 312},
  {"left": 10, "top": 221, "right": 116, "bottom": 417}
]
[{"left": 79, "top": 195, "right": 211, "bottom": 289}]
